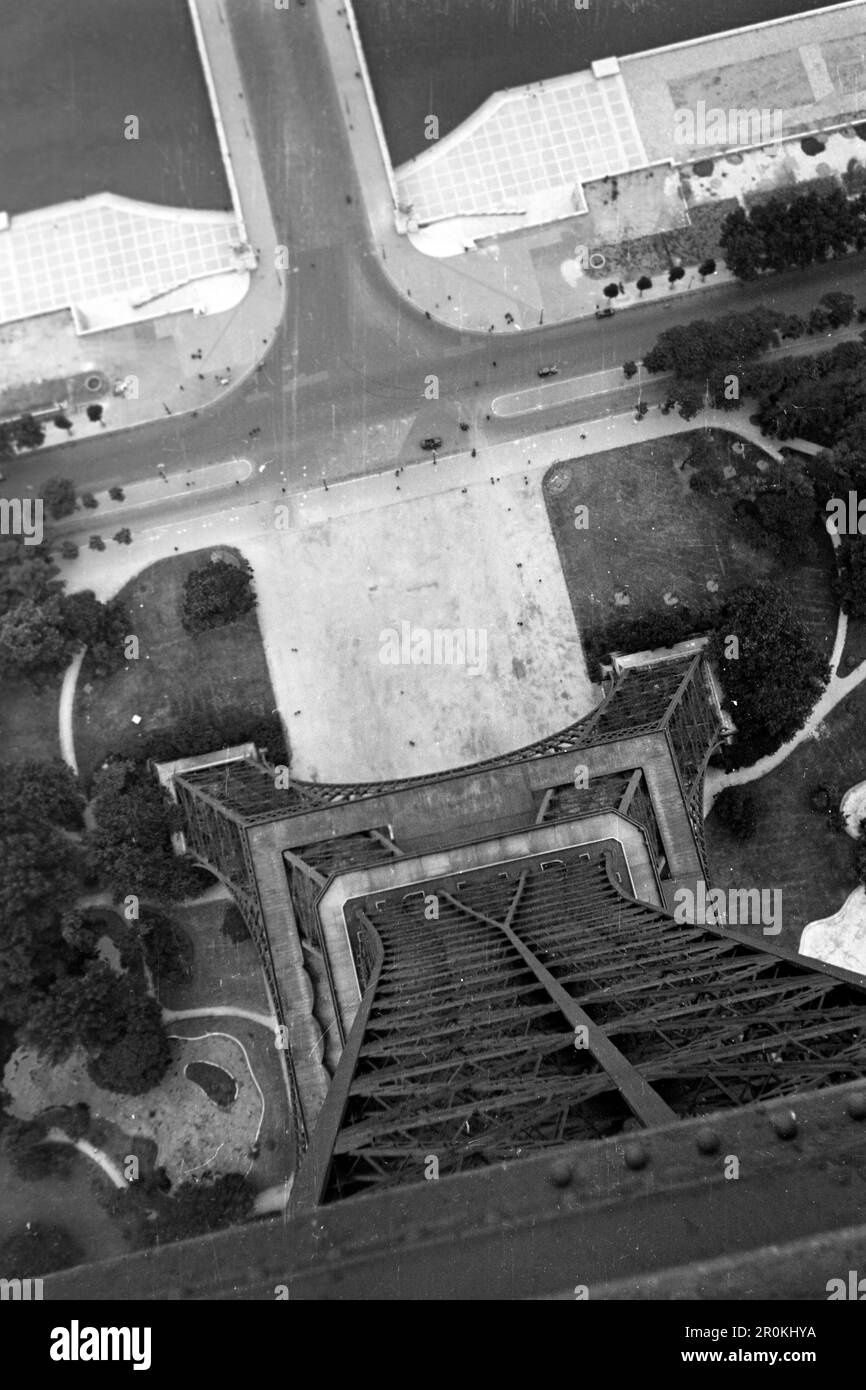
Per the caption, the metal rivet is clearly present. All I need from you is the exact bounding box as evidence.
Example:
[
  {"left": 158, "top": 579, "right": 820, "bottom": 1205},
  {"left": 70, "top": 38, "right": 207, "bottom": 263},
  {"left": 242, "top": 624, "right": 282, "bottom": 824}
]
[
  {"left": 549, "top": 1158, "right": 572, "bottom": 1188},
  {"left": 847, "top": 1093, "right": 866, "bottom": 1121},
  {"left": 770, "top": 1110, "right": 798, "bottom": 1140},
  {"left": 695, "top": 1126, "right": 721, "bottom": 1155},
  {"left": 623, "top": 1141, "right": 648, "bottom": 1170}
]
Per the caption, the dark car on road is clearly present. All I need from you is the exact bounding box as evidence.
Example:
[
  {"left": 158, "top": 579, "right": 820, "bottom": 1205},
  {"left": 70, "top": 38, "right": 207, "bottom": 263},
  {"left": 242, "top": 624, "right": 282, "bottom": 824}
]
[{"left": 421, "top": 436, "right": 443, "bottom": 451}]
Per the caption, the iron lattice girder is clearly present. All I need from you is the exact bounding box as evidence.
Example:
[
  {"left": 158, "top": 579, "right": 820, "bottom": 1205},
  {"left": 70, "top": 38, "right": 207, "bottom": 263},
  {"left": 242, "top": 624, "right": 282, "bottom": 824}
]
[
  {"left": 40, "top": 1079, "right": 866, "bottom": 1300},
  {"left": 307, "top": 841, "right": 866, "bottom": 1204},
  {"left": 350, "top": 1034, "right": 595, "bottom": 1095},
  {"left": 334, "top": 1083, "right": 616, "bottom": 1154},
  {"left": 171, "top": 657, "right": 720, "bottom": 829},
  {"left": 359, "top": 1003, "right": 564, "bottom": 1052}
]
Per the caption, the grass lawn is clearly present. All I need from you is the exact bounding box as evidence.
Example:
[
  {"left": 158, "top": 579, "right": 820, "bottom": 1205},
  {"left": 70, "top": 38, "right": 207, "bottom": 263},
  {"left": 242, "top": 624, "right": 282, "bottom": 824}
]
[
  {"left": 0, "top": 1146, "right": 130, "bottom": 1268},
  {"left": 160, "top": 897, "right": 272, "bottom": 1015},
  {"left": 73, "top": 548, "right": 281, "bottom": 783},
  {"left": 544, "top": 430, "right": 837, "bottom": 657},
  {"left": 0, "top": 675, "right": 61, "bottom": 767},
  {"left": 706, "top": 681, "right": 866, "bottom": 952}
]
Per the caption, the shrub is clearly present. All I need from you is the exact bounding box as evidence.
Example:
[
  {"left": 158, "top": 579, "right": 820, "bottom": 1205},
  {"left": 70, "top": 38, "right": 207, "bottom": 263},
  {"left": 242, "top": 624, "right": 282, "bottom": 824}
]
[{"left": 81, "top": 493, "right": 98, "bottom": 509}]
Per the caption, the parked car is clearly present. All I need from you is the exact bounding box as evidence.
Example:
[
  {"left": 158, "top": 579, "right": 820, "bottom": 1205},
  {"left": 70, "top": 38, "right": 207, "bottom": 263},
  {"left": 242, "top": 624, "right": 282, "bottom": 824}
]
[
  {"left": 595, "top": 306, "right": 614, "bottom": 319},
  {"left": 421, "top": 436, "right": 443, "bottom": 451},
  {"left": 537, "top": 365, "right": 559, "bottom": 378}
]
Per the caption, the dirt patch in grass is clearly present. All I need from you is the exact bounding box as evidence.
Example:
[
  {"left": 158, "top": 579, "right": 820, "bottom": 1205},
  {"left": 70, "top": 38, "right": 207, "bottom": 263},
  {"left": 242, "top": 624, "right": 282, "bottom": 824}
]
[
  {"left": 6, "top": 1034, "right": 261, "bottom": 1185},
  {"left": 543, "top": 431, "right": 837, "bottom": 656},
  {"left": 584, "top": 200, "right": 737, "bottom": 282},
  {"left": 706, "top": 681, "right": 866, "bottom": 950},
  {"left": 72, "top": 549, "right": 281, "bottom": 783}
]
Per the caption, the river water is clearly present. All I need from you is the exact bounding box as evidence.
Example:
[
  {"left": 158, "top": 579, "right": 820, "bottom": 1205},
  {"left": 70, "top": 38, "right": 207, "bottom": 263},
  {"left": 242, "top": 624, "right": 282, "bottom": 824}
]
[
  {"left": 0, "top": 0, "right": 228, "bottom": 216},
  {"left": 354, "top": 0, "right": 846, "bottom": 165}
]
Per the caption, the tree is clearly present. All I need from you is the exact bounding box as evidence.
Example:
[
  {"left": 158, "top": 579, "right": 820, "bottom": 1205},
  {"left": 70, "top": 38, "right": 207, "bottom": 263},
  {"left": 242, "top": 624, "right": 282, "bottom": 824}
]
[
  {"left": 86, "top": 404, "right": 103, "bottom": 423},
  {"left": 89, "top": 759, "right": 202, "bottom": 904},
  {"left": 622, "top": 360, "right": 638, "bottom": 379},
  {"left": 42, "top": 478, "right": 76, "bottom": 520},
  {"left": 59, "top": 540, "right": 79, "bottom": 561},
  {"left": 156, "top": 1173, "right": 255, "bottom": 1243},
  {"left": 603, "top": 283, "right": 619, "bottom": 300},
  {"left": 113, "top": 528, "right": 132, "bottom": 545},
  {"left": 0, "top": 820, "right": 79, "bottom": 1023},
  {"left": 819, "top": 291, "right": 857, "bottom": 328},
  {"left": 835, "top": 535, "right": 866, "bottom": 619},
  {"left": 719, "top": 206, "right": 765, "bottom": 279},
  {"left": 674, "top": 381, "right": 705, "bottom": 420},
  {"left": 778, "top": 313, "right": 807, "bottom": 339},
  {"left": 2, "top": 759, "right": 84, "bottom": 829},
  {"left": 0, "top": 544, "right": 63, "bottom": 618},
  {"left": 60, "top": 590, "right": 129, "bottom": 678},
  {"left": 87, "top": 992, "right": 171, "bottom": 1094},
  {"left": 636, "top": 275, "right": 652, "bottom": 295},
  {"left": 713, "top": 785, "right": 760, "bottom": 839},
  {"left": 53, "top": 414, "right": 73, "bottom": 433},
  {"left": 0, "top": 596, "right": 75, "bottom": 680},
  {"left": 668, "top": 265, "right": 685, "bottom": 284},
  {"left": 13, "top": 415, "right": 45, "bottom": 450},
  {"left": 751, "top": 470, "right": 817, "bottom": 564},
  {"left": 22, "top": 962, "right": 133, "bottom": 1063},
  {"left": 709, "top": 583, "right": 829, "bottom": 758},
  {"left": 89, "top": 536, "right": 105, "bottom": 551},
  {"left": 108, "top": 486, "right": 125, "bottom": 501},
  {"left": 181, "top": 558, "right": 256, "bottom": 633},
  {"left": 698, "top": 258, "right": 717, "bottom": 277},
  {"left": 81, "top": 492, "right": 98, "bottom": 509}
]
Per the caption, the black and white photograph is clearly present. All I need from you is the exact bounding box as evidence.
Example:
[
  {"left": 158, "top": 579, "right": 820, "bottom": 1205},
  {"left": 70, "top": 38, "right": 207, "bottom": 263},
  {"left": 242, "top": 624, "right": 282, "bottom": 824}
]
[{"left": 0, "top": 0, "right": 865, "bottom": 1346}]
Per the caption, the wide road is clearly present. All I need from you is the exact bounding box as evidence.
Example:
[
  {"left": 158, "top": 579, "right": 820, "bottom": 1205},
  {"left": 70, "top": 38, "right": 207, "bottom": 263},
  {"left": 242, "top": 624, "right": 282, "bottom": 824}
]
[{"left": 4, "top": 0, "right": 866, "bottom": 503}]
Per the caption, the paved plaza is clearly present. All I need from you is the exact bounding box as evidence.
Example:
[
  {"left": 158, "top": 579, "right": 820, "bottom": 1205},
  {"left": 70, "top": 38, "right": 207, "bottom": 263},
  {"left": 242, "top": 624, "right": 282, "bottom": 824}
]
[
  {"left": 396, "top": 67, "right": 647, "bottom": 228},
  {"left": 0, "top": 194, "right": 252, "bottom": 334}
]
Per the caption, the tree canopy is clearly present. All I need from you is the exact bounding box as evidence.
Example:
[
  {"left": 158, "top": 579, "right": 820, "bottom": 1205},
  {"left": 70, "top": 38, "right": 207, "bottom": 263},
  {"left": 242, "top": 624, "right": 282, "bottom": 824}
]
[{"left": 181, "top": 558, "right": 256, "bottom": 633}]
